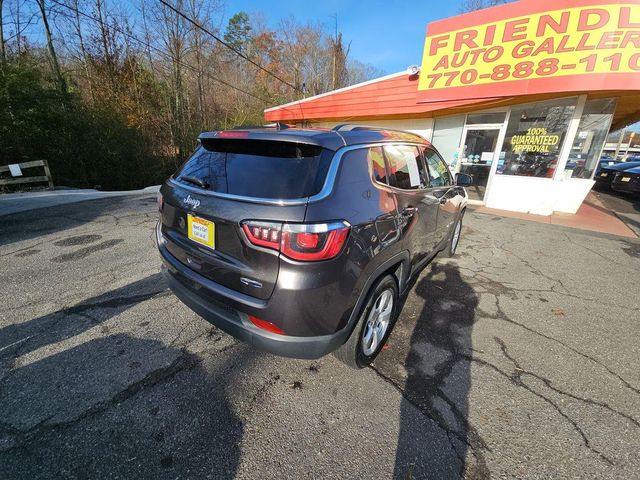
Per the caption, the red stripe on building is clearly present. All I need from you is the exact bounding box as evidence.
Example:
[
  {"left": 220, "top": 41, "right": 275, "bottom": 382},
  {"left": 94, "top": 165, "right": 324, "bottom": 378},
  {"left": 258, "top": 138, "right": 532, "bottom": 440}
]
[{"left": 264, "top": 73, "right": 496, "bottom": 122}]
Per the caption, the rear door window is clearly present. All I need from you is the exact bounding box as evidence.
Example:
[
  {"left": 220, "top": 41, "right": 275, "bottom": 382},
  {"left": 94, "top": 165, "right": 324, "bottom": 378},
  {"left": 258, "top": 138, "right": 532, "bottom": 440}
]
[
  {"left": 383, "top": 145, "right": 428, "bottom": 190},
  {"left": 176, "top": 140, "right": 333, "bottom": 199},
  {"left": 424, "top": 149, "right": 453, "bottom": 187},
  {"left": 369, "top": 146, "right": 390, "bottom": 184}
]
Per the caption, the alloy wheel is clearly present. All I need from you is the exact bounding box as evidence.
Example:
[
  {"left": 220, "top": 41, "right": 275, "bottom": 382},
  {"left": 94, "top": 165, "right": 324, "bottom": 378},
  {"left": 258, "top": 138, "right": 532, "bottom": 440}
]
[{"left": 361, "top": 289, "right": 394, "bottom": 356}]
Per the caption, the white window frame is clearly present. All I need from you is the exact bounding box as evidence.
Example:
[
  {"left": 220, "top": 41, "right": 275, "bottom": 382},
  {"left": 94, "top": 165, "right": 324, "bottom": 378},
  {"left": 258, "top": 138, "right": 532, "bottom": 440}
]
[
  {"left": 458, "top": 109, "right": 510, "bottom": 203},
  {"left": 553, "top": 95, "right": 587, "bottom": 181}
]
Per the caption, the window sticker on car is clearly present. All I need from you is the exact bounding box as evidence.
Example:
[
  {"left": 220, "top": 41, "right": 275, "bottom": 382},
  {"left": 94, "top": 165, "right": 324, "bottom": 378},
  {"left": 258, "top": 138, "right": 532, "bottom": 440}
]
[{"left": 403, "top": 150, "right": 422, "bottom": 188}]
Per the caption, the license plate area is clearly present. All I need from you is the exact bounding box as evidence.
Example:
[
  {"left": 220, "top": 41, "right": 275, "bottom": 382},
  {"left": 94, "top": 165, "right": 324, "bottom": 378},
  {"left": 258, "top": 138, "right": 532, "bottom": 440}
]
[{"left": 187, "top": 214, "right": 215, "bottom": 249}]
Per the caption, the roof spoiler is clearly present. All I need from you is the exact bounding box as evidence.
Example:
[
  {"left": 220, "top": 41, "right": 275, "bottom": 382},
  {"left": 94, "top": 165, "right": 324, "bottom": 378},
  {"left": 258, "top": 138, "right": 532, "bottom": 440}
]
[{"left": 198, "top": 122, "right": 295, "bottom": 142}]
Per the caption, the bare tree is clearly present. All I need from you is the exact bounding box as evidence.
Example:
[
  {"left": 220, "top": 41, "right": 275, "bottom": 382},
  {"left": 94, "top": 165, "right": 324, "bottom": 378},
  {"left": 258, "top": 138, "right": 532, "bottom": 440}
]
[
  {"left": 1, "top": 0, "right": 6, "bottom": 64},
  {"left": 157, "top": 0, "right": 191, "bottom": 159},
  {"left": 36, "top": 0, "right": 67, "bottom": 95},
  {"left": 69, "top": 0, "right": 95, "bottom": 102},
  {"left": 186, "top": 0, "right": 215, "bottom": 130},
  {"left": 94, "top": 0, "right": 117, "bottom": 91}
]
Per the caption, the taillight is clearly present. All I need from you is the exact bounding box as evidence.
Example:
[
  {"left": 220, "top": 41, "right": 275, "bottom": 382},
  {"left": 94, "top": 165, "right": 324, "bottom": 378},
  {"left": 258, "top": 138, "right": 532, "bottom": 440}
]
[
  {"left": 242, "top": 221, "right": 282, "bottom": 249},
  {"left": 241, "top": 220, "right": 350, "bottom": 261},
  {"left": 281, "top": 222, "right": 350, "bottom": 261}
]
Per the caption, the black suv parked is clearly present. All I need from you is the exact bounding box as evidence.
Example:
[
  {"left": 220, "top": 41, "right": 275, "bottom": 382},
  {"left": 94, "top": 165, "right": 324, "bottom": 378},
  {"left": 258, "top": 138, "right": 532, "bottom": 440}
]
[{"left": 156, "top": 125, "right": 470, "bottom": 367}]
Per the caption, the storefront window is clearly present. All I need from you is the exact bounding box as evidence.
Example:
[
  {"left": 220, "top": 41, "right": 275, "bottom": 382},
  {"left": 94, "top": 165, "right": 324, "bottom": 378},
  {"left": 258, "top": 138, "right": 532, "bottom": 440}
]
[
  {"left": 431, "top": 114, "right": 465, "bottom": 167},
  {"left": 563, "top": 99, "right": 616, "bottom": 180},
  {"left": 497, "top": 97, "right": 577, "bottom": 178},
  {"left": 466, "top": 112, "right": 506, "bottom": 125}
]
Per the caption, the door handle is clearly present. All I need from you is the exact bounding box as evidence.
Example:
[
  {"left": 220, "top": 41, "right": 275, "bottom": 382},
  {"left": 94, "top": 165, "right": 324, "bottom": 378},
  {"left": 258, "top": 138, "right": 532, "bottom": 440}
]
[{"left": 401, "top": 207, "right": 417, "bottom": 215}]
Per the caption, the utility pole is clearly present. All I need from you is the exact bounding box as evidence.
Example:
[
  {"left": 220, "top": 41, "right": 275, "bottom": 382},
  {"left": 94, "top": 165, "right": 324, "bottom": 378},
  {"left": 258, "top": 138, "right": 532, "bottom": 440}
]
[
  {"left": 613, "top": 129, "right": 625, "bottom": 160},
  {"left": 624, "top": 132, "right": 636, "bottom": 160}
]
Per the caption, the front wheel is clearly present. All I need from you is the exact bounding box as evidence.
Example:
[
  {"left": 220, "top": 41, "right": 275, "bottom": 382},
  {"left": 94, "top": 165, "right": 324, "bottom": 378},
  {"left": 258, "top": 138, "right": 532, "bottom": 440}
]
[{"left": 334, "top": 275, "right": 399, "bottom": 369}]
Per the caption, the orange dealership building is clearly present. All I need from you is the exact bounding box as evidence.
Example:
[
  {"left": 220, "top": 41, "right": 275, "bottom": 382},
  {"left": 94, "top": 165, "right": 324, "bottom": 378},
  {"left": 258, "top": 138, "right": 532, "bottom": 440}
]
[{"left": 265, "top": 0, "right": 640, "bottom": 215}]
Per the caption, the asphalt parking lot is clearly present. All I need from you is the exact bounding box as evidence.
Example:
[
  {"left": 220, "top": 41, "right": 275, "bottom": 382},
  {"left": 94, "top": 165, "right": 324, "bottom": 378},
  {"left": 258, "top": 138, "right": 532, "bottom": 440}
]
[
  {"left": 1, "top": 193, "right": 639, "bottom": 479},
  {"left": 594, "top": 189, "right": 640, "bottom": 237}
]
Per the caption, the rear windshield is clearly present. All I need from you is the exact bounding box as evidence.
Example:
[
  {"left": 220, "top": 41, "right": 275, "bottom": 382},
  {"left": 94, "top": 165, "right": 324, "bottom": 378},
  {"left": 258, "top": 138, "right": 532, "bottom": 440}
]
[{"left": 174, "top": 140, "right": 333, "bottom": 199}]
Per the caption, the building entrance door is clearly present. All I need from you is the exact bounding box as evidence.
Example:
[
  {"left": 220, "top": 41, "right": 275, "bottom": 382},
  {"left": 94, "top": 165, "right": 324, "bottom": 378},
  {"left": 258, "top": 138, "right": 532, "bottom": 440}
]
[{"left": 459, "top": 127, "right": 501, "bottom": 201}]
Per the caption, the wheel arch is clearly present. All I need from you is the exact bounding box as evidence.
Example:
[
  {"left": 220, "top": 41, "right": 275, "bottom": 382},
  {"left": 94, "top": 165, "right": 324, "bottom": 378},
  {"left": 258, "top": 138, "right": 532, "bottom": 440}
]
[{"left": 340, "top": 251, "right": 410, "bottom": 343}]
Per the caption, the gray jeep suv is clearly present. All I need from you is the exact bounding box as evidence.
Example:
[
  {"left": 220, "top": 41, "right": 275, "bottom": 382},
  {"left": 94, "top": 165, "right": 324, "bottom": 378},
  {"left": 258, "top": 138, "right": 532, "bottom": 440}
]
[{"left": 156, "top": 125, "right": 470, "bottom": 368}]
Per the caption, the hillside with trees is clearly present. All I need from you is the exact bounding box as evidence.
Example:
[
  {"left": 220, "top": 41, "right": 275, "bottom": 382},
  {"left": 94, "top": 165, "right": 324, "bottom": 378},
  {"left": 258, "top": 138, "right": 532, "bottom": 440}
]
[{"left": 0, "top": 0, "right": 381, "bottom": 190}]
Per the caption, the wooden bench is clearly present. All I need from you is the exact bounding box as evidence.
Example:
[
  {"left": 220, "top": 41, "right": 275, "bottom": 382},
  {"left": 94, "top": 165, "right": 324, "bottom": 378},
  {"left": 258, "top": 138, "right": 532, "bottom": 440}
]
[{"left": 0, "top": 160, "right": 54, "bottom": 189}]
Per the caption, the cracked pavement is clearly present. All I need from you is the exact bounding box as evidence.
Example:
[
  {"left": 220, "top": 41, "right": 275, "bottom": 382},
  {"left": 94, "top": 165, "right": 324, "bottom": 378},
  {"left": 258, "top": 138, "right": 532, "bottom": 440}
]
[{"left": 0, "top": 193, "right": 639, "bottom": 479}]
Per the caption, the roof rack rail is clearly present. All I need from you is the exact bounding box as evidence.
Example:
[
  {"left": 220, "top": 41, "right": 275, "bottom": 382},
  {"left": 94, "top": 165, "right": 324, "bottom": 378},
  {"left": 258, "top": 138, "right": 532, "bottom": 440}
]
[
  {"left": 331, "top": 124, "right": 380, "bottom": 132},
  {"left": 332, "top": 124, "right": 407, "bottom": 134},
  {"left": 331, "top": 124, "right": 425, "bottom": 139},
  {"left": 264, "top": 122, "right": 293, "bottom": 130}
]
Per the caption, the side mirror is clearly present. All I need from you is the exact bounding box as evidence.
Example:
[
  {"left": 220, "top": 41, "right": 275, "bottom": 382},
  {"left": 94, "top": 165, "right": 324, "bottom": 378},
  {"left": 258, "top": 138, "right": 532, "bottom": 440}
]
[{"left": 455, "top": 173, "right": 473, "bottom": 186}]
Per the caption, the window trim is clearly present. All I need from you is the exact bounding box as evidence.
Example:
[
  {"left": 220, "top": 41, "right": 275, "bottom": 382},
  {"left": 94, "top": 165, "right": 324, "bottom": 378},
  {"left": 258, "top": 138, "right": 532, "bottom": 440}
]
[{"left": 368, "top": 145, "right": 393, "bottom": 188}]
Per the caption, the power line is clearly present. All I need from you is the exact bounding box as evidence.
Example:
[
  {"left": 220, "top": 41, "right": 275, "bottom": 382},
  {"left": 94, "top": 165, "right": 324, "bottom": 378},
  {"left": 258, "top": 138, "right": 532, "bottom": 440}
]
[
  {"left": 48, "top": 0, "right": 274, "bottom": 105},
  {"left": 156, "top": 0, "right": 301, "bottom": 92}
]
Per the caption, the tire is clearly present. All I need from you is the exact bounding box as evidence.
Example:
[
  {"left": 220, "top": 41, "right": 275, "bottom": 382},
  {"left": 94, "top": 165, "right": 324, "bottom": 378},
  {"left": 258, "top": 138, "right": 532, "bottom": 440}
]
[
  {"left": 334, "top": 274, "right": 399, "bottom": 369},
  {"left": 444, "top": 213, "right": 463, "bottom": 257}
]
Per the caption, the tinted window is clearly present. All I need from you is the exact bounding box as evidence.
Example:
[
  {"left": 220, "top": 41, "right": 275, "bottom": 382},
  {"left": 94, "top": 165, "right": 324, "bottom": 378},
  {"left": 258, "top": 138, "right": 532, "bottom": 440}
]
[
  {"left": 383, "top": 145, "right": 428, "bottom": 190},
  {"left": 175, "top": 140, "right": 333, "bottom": 199},
  {"left": 178, "top": 148, "right": 227, "bottom": 191},
  {"left": 425, "top": 149, "right": 453, "bottom": 187}
]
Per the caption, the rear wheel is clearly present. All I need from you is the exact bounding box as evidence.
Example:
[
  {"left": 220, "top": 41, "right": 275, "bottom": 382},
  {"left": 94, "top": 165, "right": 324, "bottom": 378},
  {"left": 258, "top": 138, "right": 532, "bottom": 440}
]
[
  {"left": 334, "top": 275, "right": 399, "bottom": 369},
  {"left": 444, "top": 213, "right": 463, "bottom": 257}
]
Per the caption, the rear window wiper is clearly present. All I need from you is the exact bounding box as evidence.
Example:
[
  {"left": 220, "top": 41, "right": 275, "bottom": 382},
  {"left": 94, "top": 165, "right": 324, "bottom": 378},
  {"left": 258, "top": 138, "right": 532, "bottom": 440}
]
[{"left": 180, "top": 175, "right": 209, "bottom": 189}]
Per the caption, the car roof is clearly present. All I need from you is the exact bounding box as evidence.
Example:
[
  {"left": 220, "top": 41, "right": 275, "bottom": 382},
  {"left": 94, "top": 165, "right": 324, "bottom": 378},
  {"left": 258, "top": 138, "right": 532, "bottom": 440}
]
[
  {"left": 604, "top": 161, "right": 640, "bottom": 171},
  {"left": 198, "top": 125, "right": 431, "bottom": 152}
]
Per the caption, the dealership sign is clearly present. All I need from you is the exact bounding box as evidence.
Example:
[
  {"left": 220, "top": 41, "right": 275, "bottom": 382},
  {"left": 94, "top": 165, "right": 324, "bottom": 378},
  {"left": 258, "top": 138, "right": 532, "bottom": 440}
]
[{"left": 417, "top": 0, "right": 640, "bottom": 102}]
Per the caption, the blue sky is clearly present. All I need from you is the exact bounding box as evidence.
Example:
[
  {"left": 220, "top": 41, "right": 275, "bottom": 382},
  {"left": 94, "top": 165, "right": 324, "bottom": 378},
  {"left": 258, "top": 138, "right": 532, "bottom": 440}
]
[{"left": 220, "top": 0, "right": 462, "bottom": 74}]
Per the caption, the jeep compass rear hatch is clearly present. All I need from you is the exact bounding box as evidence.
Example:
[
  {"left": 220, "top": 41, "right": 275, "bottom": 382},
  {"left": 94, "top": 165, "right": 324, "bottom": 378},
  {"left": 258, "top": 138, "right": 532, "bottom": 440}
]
[{"left": 160, "top": 137, "right": 334, "bottom": 300}]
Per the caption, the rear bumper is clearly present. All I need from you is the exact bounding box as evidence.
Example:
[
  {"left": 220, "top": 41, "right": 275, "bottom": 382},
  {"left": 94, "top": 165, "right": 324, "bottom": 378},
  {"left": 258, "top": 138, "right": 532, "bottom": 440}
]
[
  {"left": 158, "top": 229, "right": 351, "bottom": 359},
  {"left": 611, "top": 179, "right": 640, "bottom": 195},
  {"left": 594, "top": 175, "right": 612, "bottom": 188}
]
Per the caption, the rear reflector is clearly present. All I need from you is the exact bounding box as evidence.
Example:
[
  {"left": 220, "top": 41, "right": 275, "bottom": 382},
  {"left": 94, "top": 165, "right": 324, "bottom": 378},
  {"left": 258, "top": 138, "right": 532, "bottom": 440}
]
[
  {"left": 241, "top": 220, "right": 350, "bottom": 262},
  {"left": 248, "top": 315, "right": 286, "bottom": 335}
]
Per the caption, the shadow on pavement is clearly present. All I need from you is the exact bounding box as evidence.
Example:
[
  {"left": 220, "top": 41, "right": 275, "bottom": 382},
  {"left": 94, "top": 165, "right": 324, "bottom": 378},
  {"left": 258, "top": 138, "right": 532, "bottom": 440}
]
[
  {"left": 0, "top": 332, "right": 251, "bottom": 479},
  {"left": 0, "top": 195, "right": 156, "bottom": 248},
  {"left": 0, "top": 273, "right": 168, "bottom": 362},
  {"left": 392, "top": 262, "right": 488, "bottom": 479}
]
